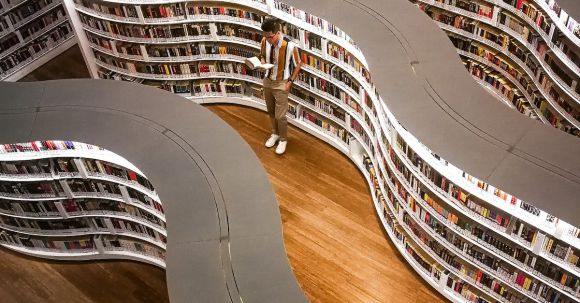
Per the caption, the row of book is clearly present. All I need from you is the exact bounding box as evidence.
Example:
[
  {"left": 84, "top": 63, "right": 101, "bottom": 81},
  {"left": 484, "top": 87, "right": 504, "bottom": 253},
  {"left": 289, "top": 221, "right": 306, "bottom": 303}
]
[
  {"left": 543, "top": 238, "right": 580, "bottom": 267},
  {"left": 370, "top": 157, "right": 499, "bottom": 303},
  {"left": 431, "top": 5, "right": 575, "bottom": 97},
  {"left": 401, "top": 208, "right": 529, "bottom": 302},
  {"left": 62, "top": 198, "right": 164, "bottom": 227},
  {"left": 384, "top": 133, "right": 580, "bottom": 290},
  {"left": 0, "top": 155, "right": 148, "bottom": 194},
  {"left": 350, "top": 118, "right": 372, "bottom": 148},
  {"left": 107, "top": 217, "right": 165, "bottom": 243},
  {"left": 301, "top": 110, "right": 348, "bottom": 143},
  {"left": 457, "top": 0, "right": 493, "bottom": 19},
  {"left": 83, "top": 158, "right": 154, "bottom": 192},
  {"left": 1, "top": 22, "right": 72, "bottom": 78},
  {"left": 48, "top": 175, "right": 163, "bottom": 214},
  {"left": 80, "top": 14, "right": 212, "bottom": 39},
  {"left": 79, "top": 8, "right": 376, "bottom": 93},
  {"left": 434, "top": 8, "right": 579, "bottom": 133},
  {"left": 427, "top": 0, "right": 577, "bottom": 97},
  {"left": 0, "top": 199, "right": 59, "bottom": 215},
  {"left": 407, "top": 199, "right": 575, "bottom": 302},
  {"left": 143, "top": 4, "right": 186, "bottom": 19},
  {"left": 0, "top": 160, "right": 51, "bottom": 176},
  {"left": 79, "top": 0, "right": 139, "bottom": 19},
  {"left": 0, "top": 195, "right": 165, "bottom": 230},
  {"left": 100, "top": 235, "right": 166, "bottom": 260},
  {"left": 0, "top": 180, "right": 62, "bottom": 197},
  {"left": 215, "top": 23, "right": 262, "bottom": 42},
  {"left": 376, "top": 151, "right": 577, "bottom": 303},
  {"left": 272, "top": 0, "right": 359, "bottom": 51},
  {"left": 0, "top": 229, "right": 166, "bottom": 262},
  {"left": 94, "top": 32, "right": 366, "bottom": 103},
  {"left": 1, "top": 215, "right": 90, "bottom": 231},
  {"left": 411, "top": 188, "right": 580, "bottom": 299},
  {"left": 0, "top": 231, "right": 95, "bottom": 250},
  {"left": 327, "top": 42, "right": 366, "bottom": 77},
  {"left": 19, "top": 7, "right": 66, "bottom": 42},
  {"left": 6, "top": 0, "right": 59, "bottom": 26},
  {"left": 395, "top": 136, "right": 516, "bottom": 229},
  {"left": 457, "top": 44, "right": 578, "bottom": 134},
  {"left": 186, "top": 6, "right": 264, "bottom": 24},
  {"left": 466, "top": 60, "right": 523, "bottom": 107},
  {"left": 297, "top": 72, "right": 359, "bottom": 106},
  {"left": 502, "top": 0, "right": 551, "bottom": 34},
  {"left": 500, "top": 12, "right": 539, "bottom": 45}
]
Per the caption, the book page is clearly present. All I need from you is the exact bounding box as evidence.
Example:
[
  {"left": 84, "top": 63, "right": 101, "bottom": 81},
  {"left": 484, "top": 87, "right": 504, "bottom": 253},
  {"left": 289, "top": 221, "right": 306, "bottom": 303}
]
[
  {"left": 245, "top": 57, "right": 261, "bottom": 69},
  {"left": 244, "top": 57, "right": 274, "bottom": 70}
]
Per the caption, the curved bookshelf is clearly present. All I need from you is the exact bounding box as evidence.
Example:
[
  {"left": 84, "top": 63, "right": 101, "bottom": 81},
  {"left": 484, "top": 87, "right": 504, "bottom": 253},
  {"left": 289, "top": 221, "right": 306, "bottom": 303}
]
[
  {"left": 411, "top": 0, "right": 580, "bottom": 138},
  {"left": 62, "top": 0, "right": 580, "bottom": 302},
  {"left": 0, "top": 140, "right": 167, "bottom": 267},
  {"left": 0, "top": 0, "right": 76, "bottom": 81}
]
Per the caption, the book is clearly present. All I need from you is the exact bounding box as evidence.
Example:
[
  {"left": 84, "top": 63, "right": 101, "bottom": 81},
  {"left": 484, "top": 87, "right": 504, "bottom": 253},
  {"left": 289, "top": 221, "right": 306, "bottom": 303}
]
[{"left": 244, "top": 57, "right": 274, "bottom": 70}]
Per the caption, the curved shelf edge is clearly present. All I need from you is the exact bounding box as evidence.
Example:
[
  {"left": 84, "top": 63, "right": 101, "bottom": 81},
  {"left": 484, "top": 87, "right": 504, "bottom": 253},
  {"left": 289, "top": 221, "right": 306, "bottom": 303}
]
[{"left": 0, "top": 79, "right": 308, "bottom": 303}]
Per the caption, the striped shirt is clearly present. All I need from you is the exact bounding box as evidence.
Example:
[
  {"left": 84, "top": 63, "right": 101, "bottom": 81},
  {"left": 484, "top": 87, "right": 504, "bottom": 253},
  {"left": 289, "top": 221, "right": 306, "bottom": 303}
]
[{"left": 260, "top": 34, "right": 301, "bottom": 81}]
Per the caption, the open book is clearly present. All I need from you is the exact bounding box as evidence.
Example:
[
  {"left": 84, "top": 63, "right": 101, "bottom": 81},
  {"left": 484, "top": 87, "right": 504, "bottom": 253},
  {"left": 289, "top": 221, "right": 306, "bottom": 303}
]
[{"left": 245, "top": 57, "right": 274, "bottom": 70}]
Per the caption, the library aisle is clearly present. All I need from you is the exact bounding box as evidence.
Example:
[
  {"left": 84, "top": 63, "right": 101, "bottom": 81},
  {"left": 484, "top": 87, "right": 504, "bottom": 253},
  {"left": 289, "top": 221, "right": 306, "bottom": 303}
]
[
  {"left": 3, "top": 46, "right": 446, "bottom": 302},
  {"left": 207, "top": 104, "right": 447, "bottom": 303}
]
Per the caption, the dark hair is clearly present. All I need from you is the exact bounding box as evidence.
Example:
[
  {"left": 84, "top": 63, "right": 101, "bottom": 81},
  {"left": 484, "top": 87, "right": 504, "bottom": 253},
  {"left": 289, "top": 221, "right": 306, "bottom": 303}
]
[{"left": 261, "top": 18, "right": 278, "bottom": 33}]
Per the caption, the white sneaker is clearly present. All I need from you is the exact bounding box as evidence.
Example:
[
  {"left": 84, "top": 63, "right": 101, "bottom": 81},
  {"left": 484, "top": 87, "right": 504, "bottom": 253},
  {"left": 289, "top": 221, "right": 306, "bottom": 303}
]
[
  {"left": 275, "top": 140, "right": 287, "bottom": 155},
  {"left": 265, "top": 134, "right": 279, "bottom": 148}
]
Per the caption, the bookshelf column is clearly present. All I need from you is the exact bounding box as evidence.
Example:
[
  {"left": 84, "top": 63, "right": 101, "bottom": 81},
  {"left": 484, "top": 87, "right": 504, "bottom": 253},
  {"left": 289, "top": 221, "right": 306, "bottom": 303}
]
[
  {"left": 140, "top": 45, "right": 149, "bottom": 60},
  {"left": 62, "top": 0, "right": 99, "bottom": 78},
  {"left": 59, "top": 180, "right": 74, "bottom": 198},
  {"left": 61, "top": 1, "right": 580, "bottom": 301},
  {"left": 53, "top": 201, "right": 69, "bottom": 219},
  {"left": 109, "top": 41, "right": 120, "bottom": 57},
  {"left": 135, "top": 6, "right": 145, "bottom": 23},
  {"left": 549, "top": 23, "right": 556, "bottom": 40},
  {"left": 73, "top": 159, "right": 89, "bottom": 178},
  {"left": 492, "top": 6, "right": 500, "bottom": 24}
]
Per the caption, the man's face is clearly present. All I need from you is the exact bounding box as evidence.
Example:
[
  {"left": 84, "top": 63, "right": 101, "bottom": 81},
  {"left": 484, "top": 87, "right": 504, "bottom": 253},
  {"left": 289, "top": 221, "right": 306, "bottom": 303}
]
[{"left": 264, "top": 31, "right": 278, "bottom": 44}]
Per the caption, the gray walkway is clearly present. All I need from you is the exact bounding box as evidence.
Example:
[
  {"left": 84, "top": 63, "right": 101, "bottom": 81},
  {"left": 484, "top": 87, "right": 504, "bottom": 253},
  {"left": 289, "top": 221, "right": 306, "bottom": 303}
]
[
  {"left": 0, "top": 80, "right": 307, "bottom": 303},
  {"left": 288, "top": 0, "right": 580, "bottom": 225}
]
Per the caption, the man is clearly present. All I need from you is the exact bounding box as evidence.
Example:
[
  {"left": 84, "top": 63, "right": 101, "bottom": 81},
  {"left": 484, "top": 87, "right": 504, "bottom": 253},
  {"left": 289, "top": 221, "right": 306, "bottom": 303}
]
[{"left": 259, "top": 18, "right": 302, "bottom": 155}]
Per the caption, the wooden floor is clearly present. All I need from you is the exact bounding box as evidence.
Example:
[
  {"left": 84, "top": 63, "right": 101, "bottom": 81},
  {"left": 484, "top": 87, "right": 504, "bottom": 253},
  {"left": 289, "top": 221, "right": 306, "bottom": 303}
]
[
  {"left": 3, "top": 45, "right": 448, "bottom": 302},
  {"left": 0, "top": 248, "right": 169, "bottom": 303},
  {"left": 207, "top": 105, "right": 447, "bottom": 303},
  {"left": 19, "top": 45, "right": 90, "bottom": 81}
]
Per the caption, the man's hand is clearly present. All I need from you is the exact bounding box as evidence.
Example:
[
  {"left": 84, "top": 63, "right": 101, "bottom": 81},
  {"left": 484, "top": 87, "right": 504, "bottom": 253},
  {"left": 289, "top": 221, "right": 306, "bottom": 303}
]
[{"left": 285, "top": 81, "right": 292, "bottom": 92}]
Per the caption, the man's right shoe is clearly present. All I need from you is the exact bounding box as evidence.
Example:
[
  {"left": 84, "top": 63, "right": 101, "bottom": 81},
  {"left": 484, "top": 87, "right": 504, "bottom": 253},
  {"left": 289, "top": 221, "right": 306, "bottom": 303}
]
[{"left": 265, "top": 134, "right": 280, "bottom": 148}]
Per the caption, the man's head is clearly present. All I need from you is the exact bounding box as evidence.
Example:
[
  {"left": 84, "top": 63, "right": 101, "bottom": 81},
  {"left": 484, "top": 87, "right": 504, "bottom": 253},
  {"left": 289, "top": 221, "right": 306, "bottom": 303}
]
[{"left": 262, "top": 19, "right": 280, "bottom": 44}]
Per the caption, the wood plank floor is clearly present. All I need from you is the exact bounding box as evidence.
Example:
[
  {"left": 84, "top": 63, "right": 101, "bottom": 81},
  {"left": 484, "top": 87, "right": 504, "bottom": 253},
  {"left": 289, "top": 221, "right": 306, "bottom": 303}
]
[
  {"left": 19, "top": 45, "right": 90, "bottom": 81},
  {"left": 5, "top": 45, "right": 449, "bottom": 302},
  {"left": 207, "top": 105, "right": 447, "bottom": 303},
  {"left": 0, "top": 248, "right": 169, "bottom": 303}
]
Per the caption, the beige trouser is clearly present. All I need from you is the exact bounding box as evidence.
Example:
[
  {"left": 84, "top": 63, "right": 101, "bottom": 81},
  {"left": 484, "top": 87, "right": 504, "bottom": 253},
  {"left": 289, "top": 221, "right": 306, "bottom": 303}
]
[{"left": 264, "top": 78, "right": 289, "bottom": 141}]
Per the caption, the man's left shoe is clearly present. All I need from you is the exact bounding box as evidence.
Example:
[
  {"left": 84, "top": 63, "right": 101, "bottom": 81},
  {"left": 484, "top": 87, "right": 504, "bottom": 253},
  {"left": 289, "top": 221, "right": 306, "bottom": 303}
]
[{"left": 275, "top": 140, "right": 287, "bottom": 155}]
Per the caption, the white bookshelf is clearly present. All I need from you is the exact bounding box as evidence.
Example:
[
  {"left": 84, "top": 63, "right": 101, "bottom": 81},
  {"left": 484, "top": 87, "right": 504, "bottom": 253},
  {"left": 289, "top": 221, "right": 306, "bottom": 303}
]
[
  {"left": 0, "top": 0, "right": 76, "bottom": 81},
  {"left": 7, "top": 0, "right": 574, "bottom": 301},
  {"left": 0, "top": 140, "right": 167, "bottom": 266},
  {"left": 413, "top": 0, "right": 580, "bottom": 137}
]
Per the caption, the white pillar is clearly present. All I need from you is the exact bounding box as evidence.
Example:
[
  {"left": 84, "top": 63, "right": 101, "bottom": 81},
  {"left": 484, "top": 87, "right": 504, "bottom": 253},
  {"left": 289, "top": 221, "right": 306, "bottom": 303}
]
[
  {"left": 61, "top": 0, "right": 100, "bottom": 78},
  {"left": 59, "top": 180, "right": 74, "bottom": 198},
  {"left": 54, "top": 201, "right": 69, "bottom": 219},
  {"left": 73, "top": 158, "right": 88, "bottom": 178},
  {"left": 135, "top": 5, "right": 145, "bottom": 23}
]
